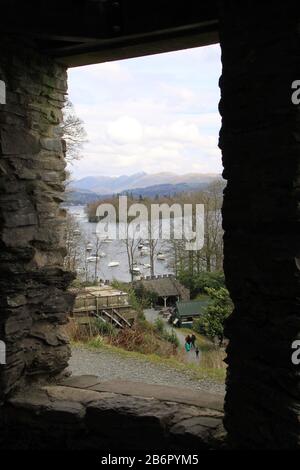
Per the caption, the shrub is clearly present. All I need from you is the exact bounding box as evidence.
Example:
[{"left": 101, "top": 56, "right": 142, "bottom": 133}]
[
  {"left": 94, "top": 318, "right": 117, "bottom": 336},
  {"left": 65, "top": 317, "right": 100, "bottom": 342},
  {"left": 193, "top": 287, "right": 233, "bottom": 344},
  {"left": 162, "top": 330, "right": 180, "bottom": 348},
  {"left": 178, "top": 271, "right": 225, "bottom": 298},
  {"left": 110, "top": 325, "right": 176, "bottom": 357},
  {"left": 111, "top": 280, "right": 145, "bottom": 317},
  {"left": 153, "top": 319, "right": 179, "bottom": 348},
  {"left": 154, "top": 318, "right": 165, "bottom": 334},
  {"left": 134, "top": 284, "right": 158, "bottom": 307},
  {"left": 88, "top": 335, "right": 104, "bottom": 348}
]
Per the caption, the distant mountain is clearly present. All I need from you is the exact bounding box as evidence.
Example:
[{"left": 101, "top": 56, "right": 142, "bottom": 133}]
[
  {"left": 64, "top": 189, "right": 100, "bottom": 205},
  {"left": 71, "top": 172, "right": 220, "bottom": 195},
  {"left": 65, "top": 176, "right": 223, "bottom": 206},
  {"left": 119, "top": 182, "right": 213, "bottom": 198},
  {"left": 71, "top": 172, "right": 147, "bottom": 195}
]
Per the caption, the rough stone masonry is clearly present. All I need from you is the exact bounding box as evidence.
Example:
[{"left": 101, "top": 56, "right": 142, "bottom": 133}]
[
  {"left": 0, "top": 36, "right": 74, "bottom": 401},
  {"left": 219, "top": 2, "right": 300, "bottom": 449}
]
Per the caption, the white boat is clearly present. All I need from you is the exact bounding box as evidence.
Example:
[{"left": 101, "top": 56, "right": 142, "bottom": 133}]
[
  {"left": 144, "top": 264, "right": 151, "bottom": 269},
  {"left": 99, "top": 252, "right": 106, "bottom": 258},
  {"left": 131, "top": 266, "right": 141, "bottom": 274},
  {"left": 108, "top": 261, "right": 119, "bottom": 267},
  {"left": 101, "top": 237, "right": 113, "bottom": 243},
  {"left": 138, "top": 243, "right": 144, "bottom": 250},
  {"left": 157, "top": 253, "right": 166, "bottom": 260},
  {"left": 87, "top": 256, "right": 98, "bottom": 262},
  {"left": 86, "top": 243, "right": 93, "bottom": 251}
]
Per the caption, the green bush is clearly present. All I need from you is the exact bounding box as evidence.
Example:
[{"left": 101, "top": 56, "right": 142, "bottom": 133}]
[
  {"left": 94, "top": 318, "right": 117, "bottom": 336},
  {"left": 134, "top": 284, "right": 158, "bottom": 307},
  {"left": 154, "top": 318, "right": 165, "bottom": 334},
  {"left": 193, "top": 287, "right": 233, "bottom": 344},
  {"left": 178, "top": 271, "right": 225, "bottom": 298},
  {"left": 153, "top": 319, "right": 179, "bottom": 348},
  {"left": 111, "top": 280, "right": 144, "bottom": 318},
  {"left": 153, "top": 318, "right": 179, "bottom": 348},
  {"left": 162, "top": 330, "right": 180, "bottom": 348},
  {"left": 138, "top": 318, "right": 155, "bottom": 332}
]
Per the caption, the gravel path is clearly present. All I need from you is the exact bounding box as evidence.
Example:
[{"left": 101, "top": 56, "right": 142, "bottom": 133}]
[{"left": 69, "top": 345, "right": 225, "bottom": 395}]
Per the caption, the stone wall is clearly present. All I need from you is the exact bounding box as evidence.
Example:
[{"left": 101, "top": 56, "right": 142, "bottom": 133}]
[
  {"left": 219, "top": 2, "right": 300, "bottom": 448},
  {"left": 0, "top": 37, "right": 74, "bottom": 400},
  {"left": 0, "top": 379, "right": 225, "bottom": 450}
]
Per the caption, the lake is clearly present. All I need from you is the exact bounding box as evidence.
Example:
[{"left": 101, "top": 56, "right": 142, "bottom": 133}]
[{"left": 66, "top": 205, "right": 175, "bottom": 283}]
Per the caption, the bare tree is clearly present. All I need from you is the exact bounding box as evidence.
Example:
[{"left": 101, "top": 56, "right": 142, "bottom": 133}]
[
  {"left": 167, "top": 238, "right": 185, "bottom": 277},
  {"left": 64, "top": 213, "right": 81, "bottom": 272},
  {"left": 146, "top": 204, "right": 159, "bottom": 277},
  {"left": 148, "top": 238, "right": 159, "bottom": 278},
  {"left": 93, "top": 237, "right": 105, "bottom": 283},
  {"left": 83, "top": 238, "right": 91, "bottom": 283},
  {"left": 125, "top": 236, "right": 141, "bottom": 283},
  {"left": 167, "top": 181, "right": 224, "bottom": 277},
  {"left": 200, "top": 181, "right": 224, "bottom": 272},
  {"left": 120, "top": 222, "right": 142, "bottom": 283},
  {"left": 61, "top": 99, "right": 87, "bottom": 163}
]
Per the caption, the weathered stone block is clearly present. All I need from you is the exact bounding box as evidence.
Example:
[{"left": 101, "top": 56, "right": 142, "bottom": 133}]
[
  {"left": 1, "top": 127, "right": 40, "bottom": 155},
  {"left": 40, "top": 137, "right": 63, "bottom": 153}
]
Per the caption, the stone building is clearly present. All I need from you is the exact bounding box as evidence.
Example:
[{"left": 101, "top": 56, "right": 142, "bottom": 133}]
[{"left": 0, "top": 0, "right": 299, "bottom": 450}]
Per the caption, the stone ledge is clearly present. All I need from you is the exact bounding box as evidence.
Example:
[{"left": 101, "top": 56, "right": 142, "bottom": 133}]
[
  {"left": 60, "top": 375, "right": 224, "bottom": 411},
  {"left": 1, "top": 378, "right": 226, "bottom": 450}
]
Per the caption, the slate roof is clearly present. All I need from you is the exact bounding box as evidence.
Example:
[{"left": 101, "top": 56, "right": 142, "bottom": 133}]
[
  {"left": 176, "top": 299, "right": 210, "bottom": 318},
  {"left": 136, "top": 277, "right": 190, "bottom": 300}
]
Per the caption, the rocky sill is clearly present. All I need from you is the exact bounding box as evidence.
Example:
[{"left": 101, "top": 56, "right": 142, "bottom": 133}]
[{"left": 0, "top": 376, "right": 226, "bottom": 450}]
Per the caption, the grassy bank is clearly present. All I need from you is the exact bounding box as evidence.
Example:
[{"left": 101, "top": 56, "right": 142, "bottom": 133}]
[
  {"left": 71, "top": 337, "right": 226, "bottom": 383},
  {"left": 178, "top": 328, "right": 214, "bottom": 350},
  {"left": 66, "top": 305, "right": 226, "bottom": 384},
  {"left": 178, "top": 327, "right": 226, "bottom": 372}
]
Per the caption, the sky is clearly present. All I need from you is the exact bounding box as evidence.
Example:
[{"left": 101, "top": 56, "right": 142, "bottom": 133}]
[{"left": 67, "top": 44, "right": 222, "bottom": 179}]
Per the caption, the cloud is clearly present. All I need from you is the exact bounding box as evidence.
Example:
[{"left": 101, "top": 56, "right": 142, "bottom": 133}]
[
  {"left": 106, "top": 116, "right": 144, "bottom": 144},
  {"left": 68, "top": 44, "right": 222, "bottom": 178},
  {"left": 86, "top": 62, "right": 132, "bottom": 81}
]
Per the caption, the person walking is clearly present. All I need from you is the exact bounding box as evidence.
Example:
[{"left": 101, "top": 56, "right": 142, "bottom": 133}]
[
  {"left": 190, "top": 334, "right": 196, "bottom": 349},
  {"left": 185, "top": 334, "right": 191, "bottom": 346},
  {"left": 195, "top": 346, "right": 200, "bottom": 359}
]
